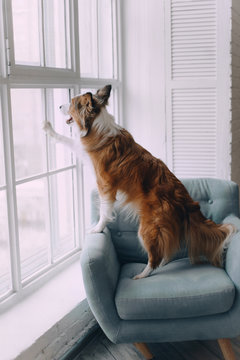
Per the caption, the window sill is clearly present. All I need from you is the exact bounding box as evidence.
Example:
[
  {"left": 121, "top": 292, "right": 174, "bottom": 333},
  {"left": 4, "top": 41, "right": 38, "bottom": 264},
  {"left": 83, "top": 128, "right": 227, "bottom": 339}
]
[{"left": 0, "top": 258, "right": 86, "bottom": 360}]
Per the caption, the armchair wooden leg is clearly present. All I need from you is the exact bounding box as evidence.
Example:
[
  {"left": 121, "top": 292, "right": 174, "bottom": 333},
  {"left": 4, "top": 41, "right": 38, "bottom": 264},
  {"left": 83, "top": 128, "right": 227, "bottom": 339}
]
[
  {"left": 134, "top": 342, "right": 154, "bottom": 359},
  {"left": 218, "top": 339, "right": 236, "bottom": 360}
]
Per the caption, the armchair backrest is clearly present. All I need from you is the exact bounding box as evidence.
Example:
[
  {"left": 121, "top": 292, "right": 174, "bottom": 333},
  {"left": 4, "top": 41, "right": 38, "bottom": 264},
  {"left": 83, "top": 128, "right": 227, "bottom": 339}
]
[{"left": 91, "top": 178, "right": 239, "bottom": 264}]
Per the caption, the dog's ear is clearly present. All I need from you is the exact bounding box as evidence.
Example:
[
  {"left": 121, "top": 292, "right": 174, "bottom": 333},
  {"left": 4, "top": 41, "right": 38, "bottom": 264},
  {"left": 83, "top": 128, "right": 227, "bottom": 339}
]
[
  {"left": 81, "top": 92, "right": 93, "bottom": 110},
  {"left": 95, "top": 85, "right": 112, "bottom": 106}
]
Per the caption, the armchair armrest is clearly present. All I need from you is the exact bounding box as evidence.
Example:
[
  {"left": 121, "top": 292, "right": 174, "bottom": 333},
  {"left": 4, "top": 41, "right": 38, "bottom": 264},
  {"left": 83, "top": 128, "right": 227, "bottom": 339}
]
[
  {"left": 80, "top": 227, "right": 121, "bottom": 342},
  {"left": 222, "top": 215, "right": 240, "bottom": 336},
  {"left": 223, "top": 215, "right": 240, "bottom": 291}
]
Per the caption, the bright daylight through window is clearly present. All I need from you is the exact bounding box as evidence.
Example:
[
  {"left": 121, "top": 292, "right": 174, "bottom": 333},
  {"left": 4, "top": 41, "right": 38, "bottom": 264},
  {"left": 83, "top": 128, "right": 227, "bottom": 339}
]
[{"left": 0, "top": 0, "right": 120, "bottom": 305}]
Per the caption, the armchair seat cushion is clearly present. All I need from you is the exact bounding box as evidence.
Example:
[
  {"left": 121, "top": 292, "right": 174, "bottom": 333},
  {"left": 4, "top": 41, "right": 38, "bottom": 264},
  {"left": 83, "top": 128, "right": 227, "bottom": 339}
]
[{"left": 115, "top": 258, "right": 235, "bottom": 320}]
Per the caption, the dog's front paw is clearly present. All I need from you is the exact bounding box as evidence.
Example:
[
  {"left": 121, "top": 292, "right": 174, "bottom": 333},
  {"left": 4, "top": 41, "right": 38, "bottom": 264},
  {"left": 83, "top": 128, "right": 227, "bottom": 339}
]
[
  {"left": 42, "top": 121, "right": 53, "bottom": 134},
  {"left": 132, "top": 273, "right": 146, "bottom": 280},
  {"left": 89, "top": 223, "right": 105, "bottom": 233}
]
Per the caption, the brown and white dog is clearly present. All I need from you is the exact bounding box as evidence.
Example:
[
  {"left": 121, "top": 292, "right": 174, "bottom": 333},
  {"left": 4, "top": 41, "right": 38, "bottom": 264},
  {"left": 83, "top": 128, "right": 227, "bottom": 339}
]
[{"left": 43, "top": 85, "right": 235, "bottom": 279}]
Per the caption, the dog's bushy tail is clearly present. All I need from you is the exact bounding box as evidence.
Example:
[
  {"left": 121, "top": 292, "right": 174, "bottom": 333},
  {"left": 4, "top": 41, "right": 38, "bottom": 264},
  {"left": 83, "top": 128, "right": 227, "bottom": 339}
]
[{"left": 187, "top": 211, "right": 236, "bottom": 267}]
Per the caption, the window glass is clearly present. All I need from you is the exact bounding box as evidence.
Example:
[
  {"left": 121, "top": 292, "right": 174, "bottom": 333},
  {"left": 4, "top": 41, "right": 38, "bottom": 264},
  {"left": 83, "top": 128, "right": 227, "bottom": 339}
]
[
  {"left": 78, "top": 0, "right": 114, "bottom": 78},
  {"left": 47, "top": 88, "right": 73, "bottom": 171},
  {"left": 17, "top": 178, "right": 49, "bottom": 280},
  {"left": 78, "top": 0, "right": 98, "bottom": 77},
  {"left": 0, "top": 191, "right": 12, "bottom": 295},
  {"left": 43, "top": 0, "right": 71, "bottom": 69},
  {"left": 12, "top": 0, "right": 71, "bottom": 69},
  {"left": 12, "top": 0, "right": 41, "bottom": 66},
  {"left": 50, "top": 170, "right": 76, "bottom": 260},
  {"left": 11, "top": 89, "right": 46, "bottom": 180},
  {"left": 98, "top": 0, "right": 113, "bottom": 78},
  {"left": 1, "top": 0, "right": 118, "bottom": 302}
]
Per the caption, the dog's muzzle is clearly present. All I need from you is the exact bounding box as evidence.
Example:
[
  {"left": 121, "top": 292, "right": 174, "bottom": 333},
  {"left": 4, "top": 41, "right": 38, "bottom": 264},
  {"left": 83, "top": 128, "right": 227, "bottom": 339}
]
[{"left": 59, "top": 103, "right": 73, "bottom": 124}]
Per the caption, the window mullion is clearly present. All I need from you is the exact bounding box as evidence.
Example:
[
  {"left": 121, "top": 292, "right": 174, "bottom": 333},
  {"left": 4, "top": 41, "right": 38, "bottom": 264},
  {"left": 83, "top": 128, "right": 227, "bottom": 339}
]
[
  {"left": 72, "top": 0, "right": 80, "bottom": 76},
  {"left": 96, "top": 0, "right": 100, "bottom": 78},
  {"left": 15, "top": 165, "right": 76, "bottom": 186},
  {"left": 42, "top": 88, "right": 53, "bottom": 267},
  {"left": 64, "top": 0, "right": 69, "bottom": 69},
  {"left": 1, "top": 85, "right": 22, "bottom": 292},
  {"left": 42, "top": 87, "right": 52, "bottom": 269},
  {"left": 4, "top": 0, "right": 15, "bottom": 74},
  {"left": 39, "top": 0, "right": 46, "bottom": 67},
  {"left": 47, "top": 175, "right": 57, "bottom": 264},
  {"left": 44, "top": 89, "right": 54, "bottom": 265},
  {"left": 75, "top": 161, "right": 85, "bottom": 248},
  {"left": 71, "top": 85, "right": 84, "bottom": 247},
  {"left": 112, "top": 0, "right": 118, "bottom": 80},
  {"left": 111, "top": 0, "right": 115, "bottom": 79},
  {"left": 71, "top": 169, "right": 77, "bottom": 249},
  {"left": 0, "top": 0, "right": 8, "bottom": 77},
  {"left": 45, "top": 88, "right": 60, "bottom": 264}
]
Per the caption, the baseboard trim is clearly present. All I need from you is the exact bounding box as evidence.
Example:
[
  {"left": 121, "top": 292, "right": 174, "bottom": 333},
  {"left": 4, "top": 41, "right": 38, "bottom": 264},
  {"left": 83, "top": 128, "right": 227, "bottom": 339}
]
[{"left": 60, "top": 323, "right": 101, "bottom": 360}]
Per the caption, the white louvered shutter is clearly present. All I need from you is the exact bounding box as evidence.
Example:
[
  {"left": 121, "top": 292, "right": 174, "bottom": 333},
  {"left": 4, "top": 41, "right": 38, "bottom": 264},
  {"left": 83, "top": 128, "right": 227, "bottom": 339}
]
[{"left": 165, "top": 0, "right": 231, "bottom": 179}]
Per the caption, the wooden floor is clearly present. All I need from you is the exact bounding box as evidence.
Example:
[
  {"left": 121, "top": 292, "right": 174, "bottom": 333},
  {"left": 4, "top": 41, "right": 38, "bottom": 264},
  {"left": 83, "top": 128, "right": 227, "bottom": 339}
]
[{"left": 75, "top": 330, "right": 240, "bottom": 360}]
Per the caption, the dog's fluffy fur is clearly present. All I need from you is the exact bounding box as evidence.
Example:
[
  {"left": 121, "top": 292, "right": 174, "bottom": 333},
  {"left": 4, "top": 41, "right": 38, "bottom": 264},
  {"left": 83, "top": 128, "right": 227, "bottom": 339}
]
[{"left": 44, "top": 85, "right": 235, "bottom": 279}]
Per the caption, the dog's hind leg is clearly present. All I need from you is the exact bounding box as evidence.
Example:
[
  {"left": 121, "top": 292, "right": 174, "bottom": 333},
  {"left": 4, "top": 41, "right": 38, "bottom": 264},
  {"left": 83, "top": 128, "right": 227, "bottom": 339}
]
[
  {"left": 133, "top": 257, "right": 168, "bottom": 280},
  {"left": 133, "top": 261, "right": 153, "bottom": 280},
  {"left": 133, "top": 214, "right": 179, "bottom": 279},
  {"left": 133, "top": 221, "right": 164, "bottom": 280}
]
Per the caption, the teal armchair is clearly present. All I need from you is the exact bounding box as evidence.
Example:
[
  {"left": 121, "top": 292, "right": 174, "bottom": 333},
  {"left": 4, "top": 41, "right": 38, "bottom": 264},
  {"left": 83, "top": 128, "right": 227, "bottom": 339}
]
[{"left": 81, "top": 178, "right": 240, "bottom": 360}]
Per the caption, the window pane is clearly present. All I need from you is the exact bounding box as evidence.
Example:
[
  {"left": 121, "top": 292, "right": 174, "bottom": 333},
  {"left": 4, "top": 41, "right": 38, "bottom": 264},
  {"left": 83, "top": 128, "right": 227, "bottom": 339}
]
[
  {"left": 12, "top": 0, "right": 41, "bottom": 66},
  {"left": 43, "top": 0, "right": 71, "bottom": 68},
  {"left": 11, "top": 89, "right": 46, "bottom": 180},
  {"left": 83, "top": 164, "right": 96, "bottom": 230},
  {"left": 78, "top": 0, "right": 114, "bottom": 78},
  {"left": 50, "top": 170, "right": 76, "bottom": 260},
  {"left": 0, "top": 191, "right": 12, "bottom": 296},
  {"left": 0, "top": 102, "right": 5, "bottom": 186},
  {"left": 47, "top": 88, "right": 73, "bottom": 170},
  {"left": 98, "top": 0, "right": 113, "bottom": 78},
  {"left": 17, "top": 179, "right": 49, "bottom": 280},
  {"left": 78, "top": 0, "right": 98, "bottom": 77}
]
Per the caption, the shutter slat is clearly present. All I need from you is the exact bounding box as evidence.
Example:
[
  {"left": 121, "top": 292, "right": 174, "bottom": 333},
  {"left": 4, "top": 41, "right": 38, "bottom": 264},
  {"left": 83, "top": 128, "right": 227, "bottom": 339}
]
[
  {"left": 168, "top": 0, "right": 218, "bottom": 178},
  {"left": 171, "top": 0, "right": 216, "bottom": 79},
  {"left": 172, "top": 87, "right": 217, "bottom": 178}
]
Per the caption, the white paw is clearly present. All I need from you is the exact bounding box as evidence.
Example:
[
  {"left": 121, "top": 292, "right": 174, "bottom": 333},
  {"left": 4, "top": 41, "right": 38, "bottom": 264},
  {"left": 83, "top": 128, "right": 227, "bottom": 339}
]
[
  {"left": 132, "top": 264, "right": 153, "bottom": 280},
  {"left": 132, "top": 273, "right": 146, "bottom": 280},
  {"left": 43, "top": 121, "right": 53, "bottom": 133},
  {"left": 89, "top": 224, "right": 105, "bottom": 233}
]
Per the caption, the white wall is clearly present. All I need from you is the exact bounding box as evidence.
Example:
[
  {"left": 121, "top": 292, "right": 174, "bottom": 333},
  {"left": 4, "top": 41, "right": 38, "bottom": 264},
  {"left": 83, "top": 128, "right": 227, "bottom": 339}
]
[
  {"left": 121, "top": 0, "right": 233, "bottom": 181},
  {"left": 121, "top": 0, "right": 166, "bottom": 161}
]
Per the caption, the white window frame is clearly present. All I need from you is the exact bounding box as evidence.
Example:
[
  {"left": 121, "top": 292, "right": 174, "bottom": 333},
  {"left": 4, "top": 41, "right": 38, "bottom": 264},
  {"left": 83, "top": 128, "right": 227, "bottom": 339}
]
[{"left": 0, "top": 0, "right": 122, "bottom": 309}]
